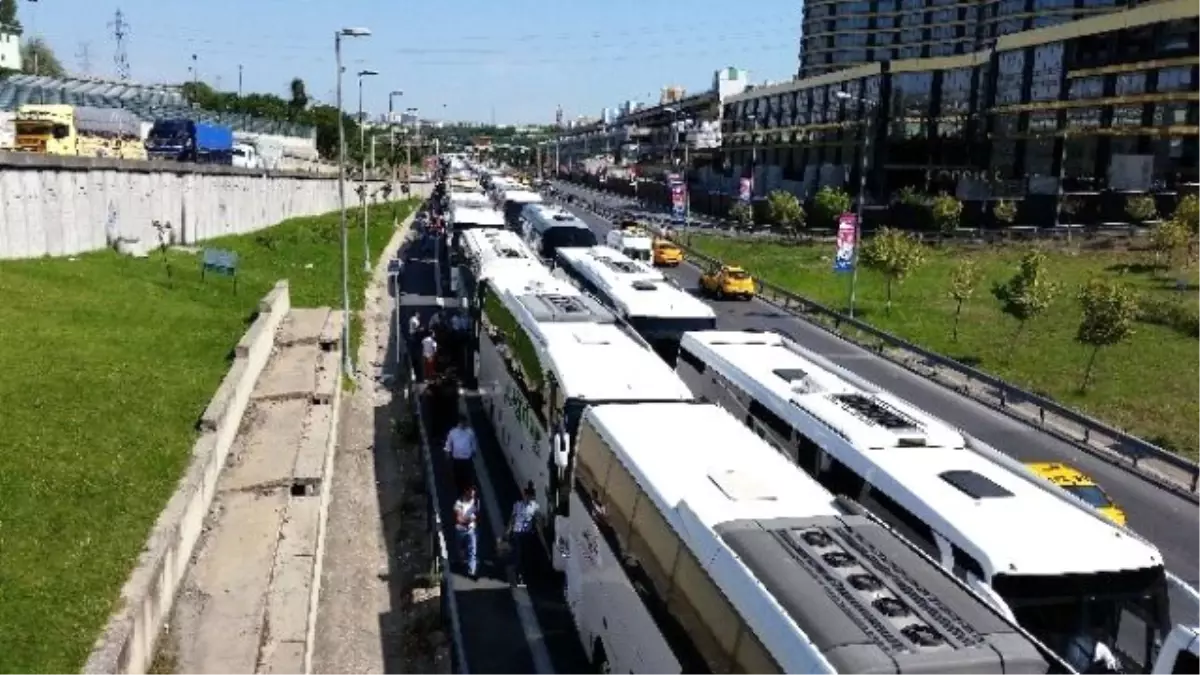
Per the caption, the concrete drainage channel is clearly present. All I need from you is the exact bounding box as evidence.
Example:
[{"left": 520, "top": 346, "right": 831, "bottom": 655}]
[{"left": 155, "top": 307, "right": 345, "bottom": 674}]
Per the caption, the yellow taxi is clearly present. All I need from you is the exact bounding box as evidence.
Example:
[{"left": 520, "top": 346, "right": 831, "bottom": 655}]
[
  {"left": 1026, "top": 462, "right": 1127, "bottom": 526},
  {"left": 652, "top": 239, "right": 684, "bottom": 267},
  {"left": 700, "top": 264, "right": 756, "bottom": 300}
]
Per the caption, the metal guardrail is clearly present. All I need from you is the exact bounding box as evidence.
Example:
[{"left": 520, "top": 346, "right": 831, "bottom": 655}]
[{"left": 559, "top": 180, "right": 1200, "bottom": 495}]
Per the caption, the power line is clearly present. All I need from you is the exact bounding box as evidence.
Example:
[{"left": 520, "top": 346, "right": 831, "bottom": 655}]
[{"left": 109, "top": 8, "right": 131, "bottom": 81}]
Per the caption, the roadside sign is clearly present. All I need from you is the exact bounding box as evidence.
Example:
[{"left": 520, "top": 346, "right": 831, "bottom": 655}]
[{"left": 833, "top": 213, "right": 858, "bottom": 273}]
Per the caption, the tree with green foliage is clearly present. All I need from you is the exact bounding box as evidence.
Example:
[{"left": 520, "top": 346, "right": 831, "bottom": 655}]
[
  {"left": 21, "top": 37, "right": 64, "bottom": 77},
  {"left": 0, "top": 0, "right": 19, "bottom": 30},
  {"left": 991, "top": 251, "right": 1058, "bottom": 361},
  {"left": 288, "top": 77, "right": 308, "bottom": 120},
  {"left": 860, "top": 227, "right": 926, "bottom": 313},
  {"left": 813, "top": 185, "right": 852, "bottom": 229},
  {"left": 993, "top": 199, "right": 1017, "bottom": 227},
  {"left": 1172, "top": 193, "right": 1199, "bottom": 235},
  {"left": 1075, "top": 278, "right": 1139, "bottom": 392},
  {"left": 766, "top": 190, "right": 805, "bottom": 236},
  {"left": 1148, "top": 218, "right": 1191, "bottom": 274},
  {"left": 1125, "top": 194, "right": 1158, "bottom": 223},
  {"left": 932, "top": 192, "right": 964, "bottom": 237},
  {"left": 948, "top": 259, "right": 979, "bottom": 342},
  {"left": 728, "top": 201, "right": 753, "bottom": 228}
]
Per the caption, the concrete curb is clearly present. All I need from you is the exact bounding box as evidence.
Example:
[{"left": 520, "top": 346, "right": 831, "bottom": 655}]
[
  {"left": 83, "top": 280, "right": 291, "bottom": 675},
  {"left": 302, "top": 341, "right": 344, "bottom": 675},
  {"left": 302, "top": 206, "right": 417, "bottom": 673}
]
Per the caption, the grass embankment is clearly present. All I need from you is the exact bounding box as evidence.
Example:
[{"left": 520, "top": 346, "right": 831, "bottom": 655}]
[
  {"left": 691, "top": 235, "right": 1199, "bottom": 459},
  {"left": 0, "top": 199, "right": 419, "bottom": 672}
]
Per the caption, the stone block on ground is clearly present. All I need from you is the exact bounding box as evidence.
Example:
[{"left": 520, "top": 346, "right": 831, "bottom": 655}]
[
  {"left": 253, "top": 344, "right": 320, "bottom": 401},
  {"left": 278, "top": 308, "right": 333, "bottom": 347}
]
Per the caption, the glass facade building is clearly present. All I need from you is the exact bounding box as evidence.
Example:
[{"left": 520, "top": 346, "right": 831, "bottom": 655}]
[
  {"left": 727, "top": 0, "right": 1198, "bottom": 202},
  {"left": 800, "top": 0, "right": 1155, "bottom": 79}
]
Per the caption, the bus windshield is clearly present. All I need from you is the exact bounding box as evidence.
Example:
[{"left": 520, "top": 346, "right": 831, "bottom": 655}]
[{"left": 542, "top": 227, "right": 598, "bottom": 257}]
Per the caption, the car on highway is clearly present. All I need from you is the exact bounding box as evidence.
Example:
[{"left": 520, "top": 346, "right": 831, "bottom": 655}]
[
  {"left": 652, "top": 238, "right": 683, "bottom": 267},
  {"left": 699, "top": 264, "right": 756, "bottom": 300},
  {"left": 1026, "top": 462, "right": 1128, "bottom": 526}
]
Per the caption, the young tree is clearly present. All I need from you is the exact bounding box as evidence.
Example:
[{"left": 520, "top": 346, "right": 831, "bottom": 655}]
[
  {"left": 728, "top": 201, "right": 753, "bottom": 229},
  {"left": 948, "top": 259, "right": 979, "bottom": 342},
  {"left": 860, "top": 227, "right": 927, "bottom": 313},
  {"left": 766, "top": 189, "right": 805, "bottom": 236},
  {"left": 288, "top": 77, "right": 309, "bottom": 120},
  {"left": 932, "top": 192, "right": 964, "bottom": 239},
  {"left": 1075, "top": 278, "right": 1139, "bottom": 391},
  {"left": 20, "top": 37, "right": 65, "bottom": 77},
  {"left": 813, "top": 185, "right": 852, "bottom": 229},
  {"left": 1125, "top": 194, "right": 1158, "bottom": 224},
  {"left": 1148, "top": 218, "right": 1190, "bottom": 274},
  {"left": 1172, "top": 193, "right": 1199, "bottom": 235},
  {"left": 993, "top": 199, "right": 1017, "bottom": 227},
  {"left": 991, "top": 251, "right": 1058, "bottom": 361}
]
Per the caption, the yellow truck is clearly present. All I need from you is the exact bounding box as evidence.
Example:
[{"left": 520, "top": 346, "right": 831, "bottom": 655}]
[{"left": 14, "top": 104, "right": 146, "bottom": 160}]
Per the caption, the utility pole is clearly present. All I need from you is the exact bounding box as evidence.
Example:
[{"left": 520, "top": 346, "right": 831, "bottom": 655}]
[
  {"left": 357, "top": 69, "right": 378, "bottom": 273},
  {"left": 75, "top": 42, "right": 92, "bottom": 76},
  {"left": 191, "top": 53, "right": 198, "bottom": 84},
  {"left": 238, "top": 64, "right": 243, "bottom": 98}
]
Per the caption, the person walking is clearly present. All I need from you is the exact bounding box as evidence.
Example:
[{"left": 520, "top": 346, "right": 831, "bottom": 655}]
[
  {"left": 444, "top": 413, "right": 478, "bottom": 495},
  {"left": 421, "top": 330, "right": 438, "bottom": 382},
  {"left": 407, "top": 312, "right": 422, "bottom": 369},
  {"left": 505, "top": 482, "right": 541, "bottom": 586},
  {"left": 454, "top": 485, "right": 480, "bottom": 579}
]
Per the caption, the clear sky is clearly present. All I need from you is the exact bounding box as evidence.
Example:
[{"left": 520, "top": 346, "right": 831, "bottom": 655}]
[{"left": 27, "top": 0, "right": 800, "bottom": 125}]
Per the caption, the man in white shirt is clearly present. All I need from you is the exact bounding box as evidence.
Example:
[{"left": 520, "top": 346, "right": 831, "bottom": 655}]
[
  {"left": 444, "top": 414, "right": 477, "bottom": 494},
  {"left": 421, "top": 332, "right": 438, "bottom": 381},
  {"left": 505, "top": 482, "right": 540, "bottom": 586},
  {"left": 453, "top": 485, "right": 480, "bottom": 578}
]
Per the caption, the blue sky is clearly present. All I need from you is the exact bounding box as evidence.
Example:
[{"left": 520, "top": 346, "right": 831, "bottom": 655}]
[{"left": 28, "top": 0, "right": 800, "bottom": 124}]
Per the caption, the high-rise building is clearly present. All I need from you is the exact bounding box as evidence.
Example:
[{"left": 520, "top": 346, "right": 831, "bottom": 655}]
[{"left": 798, "top": 0, "right": 1152, "bottom": 79}]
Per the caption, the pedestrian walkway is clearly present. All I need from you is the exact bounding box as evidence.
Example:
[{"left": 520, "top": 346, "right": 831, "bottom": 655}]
[{"left": 397, "top": 231, "right": 589, "bottom": 674}]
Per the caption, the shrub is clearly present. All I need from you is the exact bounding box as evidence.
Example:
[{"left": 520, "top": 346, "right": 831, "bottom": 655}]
[
  {"left": 993, "top": 199, "right": 1017, "bottom": 226},
  {"left": 1136, "top": 295, "right": 1200, "bottom": 337},
  {"left": 1125, "top": 194, "right": 1159, "bottom": 223},
  {"left": 931, "top": 192, "right": 964, "bottom": 235},
  {"left": 812, "top": 186, "right": 852, "bottom": 228}
]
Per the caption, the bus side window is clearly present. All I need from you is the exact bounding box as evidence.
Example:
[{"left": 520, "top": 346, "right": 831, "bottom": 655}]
[
  {"left": 819, "top": 456, "right": 865, "bottom": 500},
  {"left": 860, "top": 485, "right": 940, "bottom": 558},
  {"left": 951, "top": 544, "right": 984, "bottom": 580},
  {"left": 792, "top": 433, "right": 820, "bottom": 475},
  {"left": 677, "top": 347, "right": 707, "bottom": 376}
]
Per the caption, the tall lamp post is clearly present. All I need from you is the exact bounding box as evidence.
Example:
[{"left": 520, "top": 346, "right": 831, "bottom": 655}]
[
  {"left": 335, "top": 26, "right": 372, "bottom": 377},
  {"left": 357, "top": 69, "right": 379, "bottom": 273},
  {"left": 834, "top": 89, "right": 877, "bottom": 320},
  {"left": 404, "top": 107, "right": 418, "bottom": 170},
  {"left": 665, "top": 105, "right": 693, "bottom": 243},
  {"left": 388, "top": 90, "right": 403, "bottom": 180}
]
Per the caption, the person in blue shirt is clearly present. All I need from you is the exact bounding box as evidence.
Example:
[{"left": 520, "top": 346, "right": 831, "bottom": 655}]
[{"left": 505, "top": 482, "right": 541, "bottom": 586}]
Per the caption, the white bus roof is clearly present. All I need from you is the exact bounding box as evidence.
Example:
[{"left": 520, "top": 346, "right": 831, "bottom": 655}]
[
  {"left": 460, "top": 228, "right": 538, "bottom": 274},
  {"left": 450, "top": 191, "right": 491, "bottom": 206},
  {"left": 521, "top": 204, "right": 591, "bottom": 232},
  {"left": 679, "top": 330, "right": 1163, "bottom": 578},
  {"left": 450, "top": 204, "right": 505, "bottom": 228},
  {"left": 538, "top": 323, "right": 695, "bottom": 402},
  {"left": 501, "top": 189, "right": 543, "bottom": 205},
  {"left": 558, "top": 246, "right": 716, "bottom": 321},
  {"left": 585, "top": 402, "right": 1059, "bottom": 675}
]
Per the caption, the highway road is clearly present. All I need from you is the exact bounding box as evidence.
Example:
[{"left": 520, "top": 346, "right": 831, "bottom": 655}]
[{"left": 551, "top": 179, "right": 1200, "bottom": 590}]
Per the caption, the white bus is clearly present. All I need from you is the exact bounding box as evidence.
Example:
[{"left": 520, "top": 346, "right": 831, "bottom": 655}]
[
  {"left": 499, "top": 188, "right": 543, "bottom": 228},
  {"left": 471, "top": 259, "right": 694, "bottom": 558},
  {"left": 567, "top": 400, "right": 1065, "bottom": 674},
  {"left": 555, "top": 246, "right": 716, "bottom": 364},
  {"left": 448, "top": 204, "right": 505, "bottom": 253},
  {"left": 448, "top": 190, "right": 492, "bottom": 210},
  {"left": 455, "top": 227, "right": 541, "bottom": 303},
  {"left": 675, "top": 330, "right": 1180, "bottom": 673},
  {"left": 518, "top": 203, "right": 598, "bottom": 261},
  {"left": 604, "top": 222, "right": 653, "bottom": 262}
]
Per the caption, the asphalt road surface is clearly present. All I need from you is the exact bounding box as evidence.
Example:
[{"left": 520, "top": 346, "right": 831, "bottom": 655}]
[{"left": 551, "top": 180, "right": 1199, "bottom": 593}]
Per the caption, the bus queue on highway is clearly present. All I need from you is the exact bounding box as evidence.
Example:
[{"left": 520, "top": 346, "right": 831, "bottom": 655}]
[{"left": 417, "top": 154, "right": 1199, "bottom": 675}]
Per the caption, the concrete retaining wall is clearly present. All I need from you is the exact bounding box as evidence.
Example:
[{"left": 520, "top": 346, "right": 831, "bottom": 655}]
[
  {"left": 0, "top": 152, "right": 397, "bottom": 260},
  {"left": 82, "top": 280, "right": 291, "bottom": 675}
]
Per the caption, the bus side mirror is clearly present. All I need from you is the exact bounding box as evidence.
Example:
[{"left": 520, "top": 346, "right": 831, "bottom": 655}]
[{"left": 553, "top": 432, "right": 570, "bottom": 470}]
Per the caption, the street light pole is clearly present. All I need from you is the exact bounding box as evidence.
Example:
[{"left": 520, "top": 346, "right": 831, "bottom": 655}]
[
  {"left": 357, "top": 69, "right": 378, "bottom": 273},
  {"left": 835, "top": 90, "right": 876, "bottom": 319},
  {"left": 335, "top": 27, "right": 372, "bottom": 377}
]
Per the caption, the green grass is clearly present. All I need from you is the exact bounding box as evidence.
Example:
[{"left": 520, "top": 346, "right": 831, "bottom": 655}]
[
  {"left": 690, "top": 235, "right": 1199, "bottom": 460},
  {"left": 0, "top": 198, "right": 419, "bottom": 673}
]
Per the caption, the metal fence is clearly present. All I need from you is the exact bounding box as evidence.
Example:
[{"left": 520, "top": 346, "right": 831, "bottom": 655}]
[{"left": 560, "top": 180, "right": 1200, "bottom": 495}]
